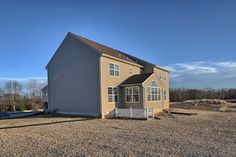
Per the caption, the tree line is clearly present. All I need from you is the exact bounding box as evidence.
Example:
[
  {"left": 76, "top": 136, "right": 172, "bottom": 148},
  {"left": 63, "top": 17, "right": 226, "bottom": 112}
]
[
  {"left": 170, "top": 88, "right": 236, "bottom": 102},
  {"left": 0, "top": 80, "right": 46, "bottom": 112}
]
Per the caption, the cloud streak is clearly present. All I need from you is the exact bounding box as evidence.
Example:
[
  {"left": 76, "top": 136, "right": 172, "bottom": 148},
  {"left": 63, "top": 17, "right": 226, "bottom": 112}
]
[
  {"left": 0, "top": 77, "right": 47, "bottom": 88},
  {"left": 165, "top": 61, "right": 236, "bottom": 88},
  {"left": 0, "top": 77, "right": 47, "bottom": 81}
]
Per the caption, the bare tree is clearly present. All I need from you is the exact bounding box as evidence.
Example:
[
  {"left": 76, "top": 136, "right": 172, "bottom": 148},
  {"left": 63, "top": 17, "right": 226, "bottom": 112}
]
[
  {"left": 170, "top": 88, "right": 236, "bottom": 102},
  {"left": 0, "top": 88, "right": 4, "bottom": 97},
  {"left": 25, "top": 80, "right": 45, "bottom": 104},
  {"left": 4, "top": 81, "right": 23, "bottom": 111}
]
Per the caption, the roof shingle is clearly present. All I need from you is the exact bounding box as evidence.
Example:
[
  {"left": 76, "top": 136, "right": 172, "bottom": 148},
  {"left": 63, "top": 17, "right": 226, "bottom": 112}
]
[
  {"left": 120, "top": 73, "right": 153, "bottom": 85},
  {"left": 70, "top": 32, "right": 139, "bottom": 65}
]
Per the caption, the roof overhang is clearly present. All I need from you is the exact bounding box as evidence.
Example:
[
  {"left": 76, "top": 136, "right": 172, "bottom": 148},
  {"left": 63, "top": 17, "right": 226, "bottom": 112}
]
[
  {"left": 154, "top": 66, "right": 170, "bottom": 73},
  {"left": 102, "top": 54, "right": 143, "bottom": 68}
]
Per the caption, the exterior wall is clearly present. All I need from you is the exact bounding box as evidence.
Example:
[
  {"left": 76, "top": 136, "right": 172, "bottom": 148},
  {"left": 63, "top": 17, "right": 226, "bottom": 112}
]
[
  {"left": 153, "top": 67, "right": 170, "bottom": 109},
  {"left": 142, "top": 74, "right": 167, "bottom": 113},
  {"left": 120, "top": 85, "right": 144, "bottom": 109},
  {"left": 100, "top": 56, "right": 141, "bottom": 116},
  {"left": 42, "top": 91, "right": 48, "bottom": 103},
  {"left": 141, "top": 62, "right": 155, "bottom": 73},
  {"left": 47, "top": 35, "right": 101, "bottom": 116}
]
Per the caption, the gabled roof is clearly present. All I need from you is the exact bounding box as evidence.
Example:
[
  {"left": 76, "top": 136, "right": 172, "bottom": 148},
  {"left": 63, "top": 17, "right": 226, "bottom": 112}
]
[
  {"left": 47, "top": 32, "right": 169, "bottom": 72},
  {"left": 41, "top": 85, "right": 48, "bottom": 92},
  {"left": 69, "top": 32, "right": 139, "bottom": 65},
  {"left": 120, "top": 73, "right": 153, "bottom": 86}
]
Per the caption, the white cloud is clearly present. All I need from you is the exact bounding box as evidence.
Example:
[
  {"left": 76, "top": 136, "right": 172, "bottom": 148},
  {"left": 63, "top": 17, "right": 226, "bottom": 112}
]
[
  {"left": 213, "top": 61, "right": 236, "bottom": 68},
  {"left": 0, "top": 77, "right": 47, "bottom": 81},
  {"left": 165, "top": 61, "right": 236, "bottom": 88}
]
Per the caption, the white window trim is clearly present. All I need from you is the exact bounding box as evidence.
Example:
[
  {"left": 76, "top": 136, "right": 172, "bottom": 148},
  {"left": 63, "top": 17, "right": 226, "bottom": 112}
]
[
  {"left": 125, "top": 86, "right": 140, "bottom": 103},
  {"left": 107, "top": 86, "right": 119, "bottom": 103},
  {"left": 163, "top": 89, "right": 167, "bottom": 101},
  {"left": 147, "top": 80, "right": 161, "bottom": 102},
  {"left": 109, "top": 62, "right": 120, "bottom": 77}
]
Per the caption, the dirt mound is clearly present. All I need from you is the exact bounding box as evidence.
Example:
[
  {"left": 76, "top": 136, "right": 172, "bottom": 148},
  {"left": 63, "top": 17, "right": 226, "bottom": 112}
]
[{"left": 170, "top": 99, "right": 232, "bottom": 112}]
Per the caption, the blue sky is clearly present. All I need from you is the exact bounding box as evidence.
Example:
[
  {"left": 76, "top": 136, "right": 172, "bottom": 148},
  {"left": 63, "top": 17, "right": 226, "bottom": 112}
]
[{"left": 0, "top": 0, "right": 236, "bottom": 88}]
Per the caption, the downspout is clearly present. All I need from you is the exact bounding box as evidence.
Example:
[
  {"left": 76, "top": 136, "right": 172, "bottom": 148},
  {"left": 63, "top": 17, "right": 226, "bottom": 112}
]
[{"left": 99, "top": 56, "right": 103, "bottom": 118}]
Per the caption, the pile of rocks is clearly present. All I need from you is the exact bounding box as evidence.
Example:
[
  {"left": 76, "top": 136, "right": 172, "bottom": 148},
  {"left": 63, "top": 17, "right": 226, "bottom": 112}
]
[{"left": 171, "top": 99, "right": 232, "bottom": 112}]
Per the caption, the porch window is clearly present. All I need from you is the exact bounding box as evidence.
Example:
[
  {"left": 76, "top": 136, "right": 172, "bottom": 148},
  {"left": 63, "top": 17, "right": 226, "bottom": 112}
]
[
  {"left": 109, "top": 63, "right": 119, "bottom": 76},
  {"left": 147, "top": 81, "right": 161, "bottom": 101},
  {"left": 125, "top": 86, "right": 139, "bottom": 103},
  {"left": 108, "top": 87, "right": 118, "bottom": 102}
]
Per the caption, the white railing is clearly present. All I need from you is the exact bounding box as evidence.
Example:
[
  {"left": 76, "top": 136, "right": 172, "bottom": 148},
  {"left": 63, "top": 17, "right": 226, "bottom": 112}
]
[{"left": 114, "top": 108, "right": 154, "bottom": 120}]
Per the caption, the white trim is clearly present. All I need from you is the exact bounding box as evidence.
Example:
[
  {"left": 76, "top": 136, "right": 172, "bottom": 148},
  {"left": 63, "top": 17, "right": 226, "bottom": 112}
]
[
  {"left": 109, "top": 62, "right": 120, "bottom": 77},
  {"left": 147, "top": 80, "right": 161, "bottom": 102},
  {"left": 56, "top": 111, "right": 100, "bottom": 117},
  {"left": 154, "top": 66, "right": 170, "bottom": 73},
  {"left": 163, "top": 89, "right": 167, "bottom": 101},
  {"left": 99, "top": 57, "right": 103, "bottom": 115},
  {"left": 125, "top": 86, "right": 140, "bottom": 103},
  {"left": 107, "top": 86, "right": 119, "bottom": 103}
]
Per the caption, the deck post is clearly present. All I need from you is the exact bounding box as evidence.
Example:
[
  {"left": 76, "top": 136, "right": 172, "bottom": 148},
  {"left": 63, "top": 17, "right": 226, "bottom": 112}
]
[
  {"left": 152, "top": 107, "right": 154, "bottom": 118},
  {"left": 146, "top": 108, "right": 148, "bottom": 120},
  {"left": 129, "top": 108, "right": 132, "bottom": 118},
  {"left": 115, "top": 107, "right": 117, "bottom": 118}
]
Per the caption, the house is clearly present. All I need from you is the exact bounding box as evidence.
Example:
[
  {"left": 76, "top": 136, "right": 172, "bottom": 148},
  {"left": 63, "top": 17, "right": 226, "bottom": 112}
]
[
  {"left": 46, "top": 32, "right": 169, "bottom": 118},
  {"left": 41, "top": 85, "right": 48, "bottom": 111}
]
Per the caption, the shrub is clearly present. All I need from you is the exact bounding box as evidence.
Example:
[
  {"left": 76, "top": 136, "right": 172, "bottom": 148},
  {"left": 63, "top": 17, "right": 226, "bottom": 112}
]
[{"left": 15, "top": 104, "right": 26, "bottom": 111}]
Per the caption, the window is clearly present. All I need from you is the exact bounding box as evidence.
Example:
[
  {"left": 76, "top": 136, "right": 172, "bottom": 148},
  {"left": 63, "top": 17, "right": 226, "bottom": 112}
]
[
  {"left": 159, "top": 73, "right": 162, "bottom": 80},
  {"left": 163, "top": 89, "right": 167, "bottom": 101},
  {"left": 125, "top": 86, "right": 139, "bottom": 103},
  {"left": 108, "top": 87, "right": 118, "bottom": 102},
  {"left": 164, "top": 74, "right": 167, "bottom": 80},
  {"left": 109, "top": 63, "right": 119, "bottom": 76},
  {"left": 129, "top": 67, "right": 133, "bottom": 75},
  {"left": 147, "top": 81, "right": 161, "bottom": 101}
]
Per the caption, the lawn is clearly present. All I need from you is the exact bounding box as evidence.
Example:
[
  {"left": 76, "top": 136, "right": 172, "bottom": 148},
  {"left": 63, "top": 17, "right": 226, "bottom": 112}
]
[{"left": 0, "top": 111, "right": 235, "bottom": 157}]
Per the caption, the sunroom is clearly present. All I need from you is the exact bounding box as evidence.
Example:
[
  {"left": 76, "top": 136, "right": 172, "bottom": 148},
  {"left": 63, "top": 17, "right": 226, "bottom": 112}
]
[{"left": 118, "top": 72, "right": 164, "bottom": 112}]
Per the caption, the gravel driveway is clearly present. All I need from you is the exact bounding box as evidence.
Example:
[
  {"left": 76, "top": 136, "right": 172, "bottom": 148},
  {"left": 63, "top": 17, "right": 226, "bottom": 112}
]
[{"left": 0, "top": 111, "right": 235, "bottom": 157}]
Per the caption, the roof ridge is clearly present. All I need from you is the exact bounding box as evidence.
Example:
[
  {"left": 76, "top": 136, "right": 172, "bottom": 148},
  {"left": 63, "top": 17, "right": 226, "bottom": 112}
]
[
  {"left": 69, "top": 32, "right": 123, "bottom": 53},
  {"left": 69, "top": 32, "right": 140, "bottom": 65},
  {"left": 68, "top": 32, "right": 169, "bottom": 72}
]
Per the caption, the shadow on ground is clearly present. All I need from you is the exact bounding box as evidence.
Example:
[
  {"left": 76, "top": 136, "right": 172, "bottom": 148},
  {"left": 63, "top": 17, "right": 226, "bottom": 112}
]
[{"left": 0, "top": 114, "right": 95, "bottom": 130}]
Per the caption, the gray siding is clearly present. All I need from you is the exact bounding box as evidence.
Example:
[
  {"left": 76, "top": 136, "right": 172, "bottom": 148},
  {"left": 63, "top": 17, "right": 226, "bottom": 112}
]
[{"left": 47, "top": 34, "right": 101, "bottom": 116}]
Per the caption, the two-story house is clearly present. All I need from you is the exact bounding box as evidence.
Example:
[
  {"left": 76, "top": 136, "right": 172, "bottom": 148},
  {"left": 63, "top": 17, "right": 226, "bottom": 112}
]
[{"left": 46, "top": 32, "right": 169, "bottom": 118}]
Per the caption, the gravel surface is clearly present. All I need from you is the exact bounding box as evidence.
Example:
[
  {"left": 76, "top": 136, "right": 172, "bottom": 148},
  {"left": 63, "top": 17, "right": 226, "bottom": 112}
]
[{"left": 0, "top": 111, "right": 235, "bottom": 157}]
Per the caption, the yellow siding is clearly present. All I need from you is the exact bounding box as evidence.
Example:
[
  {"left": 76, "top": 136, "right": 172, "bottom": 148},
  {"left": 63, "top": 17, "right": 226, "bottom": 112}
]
[{"left": 100, "top": 56, "right": 141, "bottom": 116}]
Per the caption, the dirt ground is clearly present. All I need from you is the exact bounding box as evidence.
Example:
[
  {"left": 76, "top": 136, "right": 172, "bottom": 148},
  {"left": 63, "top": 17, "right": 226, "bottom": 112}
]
[{"left": 0, "top": 111, "right": 235, "bottom": 157}]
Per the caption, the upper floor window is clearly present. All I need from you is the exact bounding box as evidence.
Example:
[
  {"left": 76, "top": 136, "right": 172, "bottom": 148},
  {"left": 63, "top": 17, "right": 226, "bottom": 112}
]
[
  {"left": 163, "top": 89, "right": 167, "bottom": 101},
  {"left": 163, "top": 74, "right": 167, "bottom": 80},
  {"left": 148, "top": 81, "right": 161, "bottom": 101},
  {"left": 129, "top": 67, "right": 133, "bottom": 75},
  {"left": 108, "top": 87, "right": 118, "bottom": 102},
  {"left": 109, "top": 63, "right": 119, "bottom": 76},
  {"left": 125, "top": 86, "right": 139, "bottom": 103},
  {"left": 159, "top": 73, "right": 162, "bottom": 80}
]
